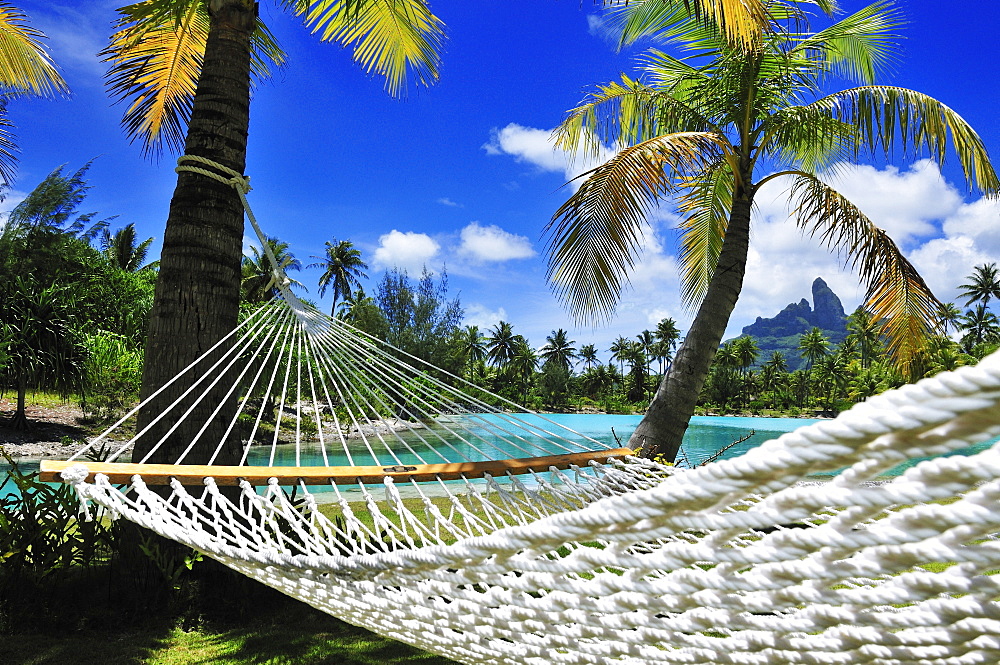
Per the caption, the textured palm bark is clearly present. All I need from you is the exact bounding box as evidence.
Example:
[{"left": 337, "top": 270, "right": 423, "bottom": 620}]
[
  {"left": 629, "top": 195, "right": 754, "bottom": 462},
  {"left": 135, "top": 1, "right": 255, "bottom": 465}
]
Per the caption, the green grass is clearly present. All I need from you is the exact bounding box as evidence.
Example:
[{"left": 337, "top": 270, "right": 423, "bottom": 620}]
[{"left": 4, "top": 614, "right": 457, "bottom": 665}]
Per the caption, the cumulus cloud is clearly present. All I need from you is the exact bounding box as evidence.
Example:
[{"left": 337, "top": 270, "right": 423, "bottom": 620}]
[
  {"left": 482, "top": 123, "right": 612, "bottom": 185},
  {"left": 458, "top": 222, "right": 536, "bottom": 263},
  {"left": 373, "top": 230, "right": 440, "bottom": 273},
  {"left": 822, "top": 160, "right": 963, "bottom": 246},
  {"left": 464, "top": 304, "right": 507, "bottom": 330}
]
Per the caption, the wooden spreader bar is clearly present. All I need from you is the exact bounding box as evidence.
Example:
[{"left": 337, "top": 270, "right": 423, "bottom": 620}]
[{"left": 39, "top": 448, "right": 635, "bottom": 486}]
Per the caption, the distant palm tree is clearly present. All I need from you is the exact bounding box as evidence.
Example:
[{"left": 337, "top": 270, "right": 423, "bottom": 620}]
[
  {"left": 958, "top": 263, "right": 1000, "bottom": 308},
  {"left": 101, "top": 223, "right": 158, "bottom": 272},
  {"left": 541, "top": 328, "right": 577, "bottom": 371},
  {"left": 799, "top": 328, "right": 830, "bottom": 370},
  {"left": 337, "top": 286, "right": 374, "bottom": 323},
  {"left": 486, "top": 321, "right": 517, "bottom": 371},
  {"left": 935, "top": 302, "right": 962, "bottom": 337},
  {"left": 459, "top": 325, "right": 487, "bottom": 380},
  {"left": 509, "top": 335, "right": 538, "bottom": 400},
  {"left": 578, "top": 343, "right": 599, "bottom": 371},
  {"left": 309, "top": 239, "right": 369, "bottom": 315},
  {"left": 609, "top": 335, "right": 631, "bottom": 376},
  {"left": 241, "top": 236, "right": 304, "bottom": 303},
  {"left": 637, "top": 329, "right": 655, "bottom": 373},
  {"left": 732, "top": 336, "right": 759, "bottom": 375},
  {"left": 959, "top": 304, "right": 1000, "bottom": 352},
  {"left": 846, "top": 309, "right": 881, "bottom": 368}
]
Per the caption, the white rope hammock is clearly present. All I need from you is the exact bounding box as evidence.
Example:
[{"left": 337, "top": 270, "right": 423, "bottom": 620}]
[{"left": 40, "top": 158, "right": 1000, "bottom": 664}]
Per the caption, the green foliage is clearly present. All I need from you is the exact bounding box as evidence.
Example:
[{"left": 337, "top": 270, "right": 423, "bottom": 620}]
[{"left": 80, "top": 331, "right": 143, "bottom": 422}]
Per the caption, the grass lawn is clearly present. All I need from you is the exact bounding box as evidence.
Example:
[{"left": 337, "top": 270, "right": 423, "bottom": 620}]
[{"left": 4, "top": 613, "right": 458, "bottom": 665}]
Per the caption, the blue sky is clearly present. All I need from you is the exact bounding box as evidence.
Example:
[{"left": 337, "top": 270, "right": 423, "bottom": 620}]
[{"left": 8, "top": 1, "right": 1000, "bottom": 362}]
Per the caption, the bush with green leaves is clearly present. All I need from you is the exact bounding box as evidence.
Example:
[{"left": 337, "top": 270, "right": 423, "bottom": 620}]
[{"left": 79, "top": 331, "right": 143, "bottom": 422}]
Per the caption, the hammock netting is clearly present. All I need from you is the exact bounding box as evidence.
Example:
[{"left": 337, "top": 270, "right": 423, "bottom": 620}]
[{"left": 39, "top": 159, "right": 1000, "bottom": 664}]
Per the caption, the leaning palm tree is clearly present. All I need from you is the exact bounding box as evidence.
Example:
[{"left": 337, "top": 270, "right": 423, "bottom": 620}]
[
  {"left": 546, "top": 0, "right": 998, "bottom": 461},
  {"left": 0, "top": 3, "right": 68, "bottom": 183},
  {"left": 309, "top": 238, "right": 369, "bottom": 315},
  {"left": 957, "top": 263, "right": 1000, "bottom": 308},
  {"left": 103, "top": 0, "right": 445, "bottom": 464}
]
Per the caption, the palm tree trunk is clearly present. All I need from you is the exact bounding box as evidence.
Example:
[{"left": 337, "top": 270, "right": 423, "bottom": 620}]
[
  {"left": 629, "top": 196, "right": 753, "bottom": 461},
  {"left": 135, "top": 0, "right": 255, "bottom": 465}
]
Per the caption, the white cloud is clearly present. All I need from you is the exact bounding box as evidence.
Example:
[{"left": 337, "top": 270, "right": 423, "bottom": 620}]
[
  {"left": 822, "top": 160, "right": 963, "bottom": 246},
  {"left": 483, "top": 123, "right": 612, "bottom": 185},
  {"left": 458, "top": 222, "right": 536, "bottom": 263},
  {"left": 30, "top": 4, "right": 110, "bottom": 79},
  {"left": 464, "top": 304, "right": 507, "bottom": 330},
  {"left": 373, "top": 230, "right": 440, "bottom": 273},
  {"left": 0, "top": 189, "right": 27, "bottom": 228},
  {"left": 437, "top": 197, "right": 462, "bottom": 207}
]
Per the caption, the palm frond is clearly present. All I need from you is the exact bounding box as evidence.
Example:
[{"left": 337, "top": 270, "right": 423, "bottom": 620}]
[
  {"left": 545, "top": 132, "right": 727, "bottom": 323},
  {"left": 763, "top": 104, "right": 858, "bottom": 171},
  {"left": 103, "top": 0, "right": 205, "bottom": 157},
  {"left": 789, "top": 172, "right": 940, "bottom": 372},
  {"left": 676, "top": 162, "right": 732, "bottom": 308},
  {"left": 554, "top": 75, "right": 716, "bottom": 161},
  {"left": 0, "top": 2, "right": 68, "bottom": 97},
  {"left": 103, "top": 0, "right": 285, "bottom": 158},
  {"left": 0, "top": 104, "right": 20, "bottom": 185},
  {"left": 297, "top": 0, "right": 444, "bottom": 96},
  {"left": 608, "top": 0, "right": 770, "bottom": 49},
  {"left": 790, "top": 0, "right": 902, "bottom": 84},
  {"left": 811, "top": 85, "right": 1000, "bottom": 194}
]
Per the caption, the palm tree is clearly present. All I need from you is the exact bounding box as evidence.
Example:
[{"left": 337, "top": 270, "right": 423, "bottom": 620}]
[
  {"left": 540, "top": 328, "right": 578, "bottom": 371},
  {"left": 103, "top": 0, "right": 446, "bottom": 464},
  {"left": 459, "top": 325, "right": 487, "bottom": 381},
  {"left": 509, "top": 335, "right": 538, "bottom": 401},
  {"left": 846, "top": 308, "right": 881, "bottom": 368},
  {"left": 545, "top": 1, "right": 997, "bottom": 460},
  {"left": 935, "top": 302, "right": 962, "bottom": 337},
  {"left": 486, "top": 321, "right": 517, "bottom": 371},
  {"left": 959, "top": 304, "right": 1000, "bottom": 352},
  {"left": 637, "top": 329, "right": 655, "bottom": 373},
  {"left": 241, "top": 236, "right": 305, "bottom": 304},
  {"left": 957, "top": 263, "right": 1000, "bottom": 308},
  {"left": 799, "top": 327, "right": 830, "bottom": 370},
  {"left": 309, "top": 239, "right": 369, "bottom": 315},
  {"left": 609, "top": 335, "right": 631, "bottom": 376},
  {"left": 732, "top": 336, "right": 758, "bottom": 375},
  {"left": 101, "top": 223, "right": 158, "bottom": 272},
  {"left": 0, "top": 4, "right": 68, "bottom": 183},
  {"left": 578, "top": 343, "right": 599, "bottom": 371}
]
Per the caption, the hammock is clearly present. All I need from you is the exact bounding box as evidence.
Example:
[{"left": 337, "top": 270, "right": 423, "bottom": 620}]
[{"left": 40, "top": 159, "right": 1000, "bottom": 664}]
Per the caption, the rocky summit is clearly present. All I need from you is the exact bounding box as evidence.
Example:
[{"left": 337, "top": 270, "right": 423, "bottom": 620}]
[{"left": 737, "top": 277, "right": 849, "bottom": 370}]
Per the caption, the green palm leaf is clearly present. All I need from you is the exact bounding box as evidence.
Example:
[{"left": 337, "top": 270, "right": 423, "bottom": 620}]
[
  {"left": 0, "top": 2, "right": 68, "bottom": 97},
  {"left": 296, "top": 0, "right": 444, "bottom": 96},
  {"left": 790, "top": 0, "right": 902, "bottom": 84},
  {"left": 103, "top": 0, "right": 285, "bottom": 157},
  {"left": 609, "top": 0, "right": 771, "bottom": 48},
  {"left": 545, "top": 132, "right": 727, "bottom": 323},
  {"left": 676, "top": 162, "right": 732, "bottom": 308},
  {"left": 789, "top": 173, "right": 940, "bottom": 371},
  {"left": 810, "top": 85, "right": 1000, "bottom": 193}
]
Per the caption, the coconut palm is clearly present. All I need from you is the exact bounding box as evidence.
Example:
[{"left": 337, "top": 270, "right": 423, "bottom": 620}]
[
  {"left": 609, "top": 335, "right": 631, "bottom": 376},
  {"left": 579, "top": 343, "right": 599, "bottom": 371},
  {"left": 241, "top": 236, "right": 305, "bottom": 304},
  {"left": 0, "top": 3, "right": 68, "bottom": 183},
  {"left": 540, "top": 328, "right": 578, "bottom": 372},
  {"left": 546, "top": 0, "right": 997, "bottom": 460},
  {"left": 486, "top": 321, "right": 517, "bottom": 371},
  {"left": 958, "top": 304, "right": 1000, "bottom": 352},
  {"left": 957, "top": 263, "right": 1000, "bottom": 308},
  {"left": 846, "top": 308, "right": 881, "bottom": 368},
  {"left": 799, "top": 327, "right": 830, "bottom": 370},
  {"left": 309, "top": 239, "right": 369, "bottom": 315},
  {"left": 508, "top": 335, "right": 538, "bottom": 401},
  {"left": 101, "top": 223, "right": 158, "bottom": 272},
  {"left": 103, "top": 0, "right": 445, "bottom": 463},
  {"left": 935, "top": 302, "right": 962, "bottom": 337},
  {"left": 459, "top": 325, "right": 487, "bottom": 380}
]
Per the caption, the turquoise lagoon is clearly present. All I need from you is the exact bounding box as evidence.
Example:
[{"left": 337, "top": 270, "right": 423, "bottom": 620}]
[{"left": 4, "top": 414, "right": 996, "bottom": 499}]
